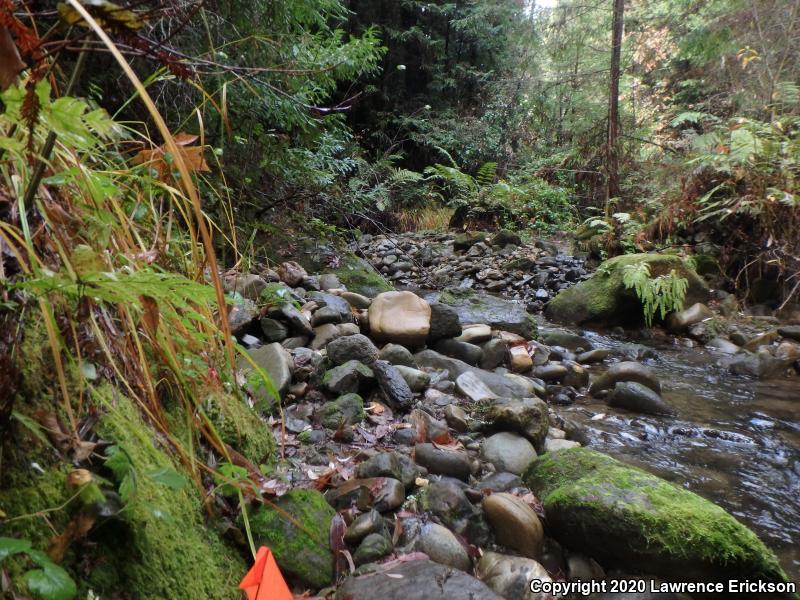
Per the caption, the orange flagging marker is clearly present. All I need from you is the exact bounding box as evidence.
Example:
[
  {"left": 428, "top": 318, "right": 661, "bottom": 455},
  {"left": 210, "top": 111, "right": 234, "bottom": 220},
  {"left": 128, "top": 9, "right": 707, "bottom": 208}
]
[{"left": 239, "top": 546, "right": 293, "bottom": 600}]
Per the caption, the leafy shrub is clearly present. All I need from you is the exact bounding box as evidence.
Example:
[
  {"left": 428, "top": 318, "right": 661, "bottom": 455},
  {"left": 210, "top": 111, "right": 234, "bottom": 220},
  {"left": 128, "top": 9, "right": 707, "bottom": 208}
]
[{"left": 622, "top": 262, "right": 688, "bottom": 326}]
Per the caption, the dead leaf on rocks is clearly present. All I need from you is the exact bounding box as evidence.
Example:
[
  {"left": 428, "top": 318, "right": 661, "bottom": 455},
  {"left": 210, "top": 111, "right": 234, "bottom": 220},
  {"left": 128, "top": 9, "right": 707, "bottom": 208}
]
[
  {"left": 330, "top": 513, "right": 347, "bottom": 580},
  {"left": 366, "top": 402, "right": 385, "bottom": 415}
]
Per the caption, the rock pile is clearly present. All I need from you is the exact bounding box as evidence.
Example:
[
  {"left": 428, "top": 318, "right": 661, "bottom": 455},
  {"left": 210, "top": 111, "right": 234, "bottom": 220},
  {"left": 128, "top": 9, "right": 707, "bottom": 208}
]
[
  {"left": 352, "top": 229, "right": 590, "bottom": 311},
  {"left": 222, "top": 257, "right": 792, "bottom": 598}
]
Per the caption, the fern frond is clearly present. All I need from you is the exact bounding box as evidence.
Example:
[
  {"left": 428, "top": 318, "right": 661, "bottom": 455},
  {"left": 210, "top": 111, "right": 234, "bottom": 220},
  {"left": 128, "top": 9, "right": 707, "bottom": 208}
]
[{"left": 476, "top": 162, "right": 498, "bottom": 186}]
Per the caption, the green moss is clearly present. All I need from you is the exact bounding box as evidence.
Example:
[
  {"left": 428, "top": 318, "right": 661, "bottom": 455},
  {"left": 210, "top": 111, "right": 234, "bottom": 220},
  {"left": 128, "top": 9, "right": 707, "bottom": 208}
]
[
  {"left": 203, "top": 392, "right": 275, "bottom": 464},
  {"left": 249, "top": 489, "right": 335, "bottom": 589},
  {"left": 546, "top": 253, "right": 709, "bottom": 325},
  {"left": 523, "top": 448, "right": 791, "bottom": 587},
  {"left": 328, "top": 256, "right": 392, "bottom": 298},
  {"left": 90, "top": 390, "right": 246, "bottom": 599},
  {"left": 317, "top": 393, "right": 365, "bottom": 429}
]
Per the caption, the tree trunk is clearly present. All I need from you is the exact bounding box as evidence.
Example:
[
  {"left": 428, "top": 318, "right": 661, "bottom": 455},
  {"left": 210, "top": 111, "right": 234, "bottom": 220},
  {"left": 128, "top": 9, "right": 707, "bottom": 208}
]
[{"left": 606, "top": 0, "right": 624, "bottom": 205}]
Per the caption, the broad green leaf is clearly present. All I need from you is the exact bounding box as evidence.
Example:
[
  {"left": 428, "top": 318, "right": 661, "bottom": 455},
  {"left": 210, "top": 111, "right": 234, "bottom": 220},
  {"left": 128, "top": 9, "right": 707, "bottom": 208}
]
[
  {"left": 147, "top": 467, "right": 187, "bottom": 490},
  {"left": 22, "top": 564, "right": 77, "bottom": 600},
  {"left": 0, "top": 537, "right": 32, "bottom": 561}
]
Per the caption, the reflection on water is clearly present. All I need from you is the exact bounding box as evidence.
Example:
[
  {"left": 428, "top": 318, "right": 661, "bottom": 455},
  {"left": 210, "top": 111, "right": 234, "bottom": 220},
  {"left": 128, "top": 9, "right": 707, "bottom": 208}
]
[{"left": 551, "top": 325, "right": 800, "bottom": 581}]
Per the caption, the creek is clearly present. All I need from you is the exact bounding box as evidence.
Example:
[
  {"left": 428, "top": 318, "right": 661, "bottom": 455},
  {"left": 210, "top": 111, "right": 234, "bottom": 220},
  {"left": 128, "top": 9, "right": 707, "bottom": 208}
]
[{"left": 543, "top": 321, "right": 800, "bottom": 581}]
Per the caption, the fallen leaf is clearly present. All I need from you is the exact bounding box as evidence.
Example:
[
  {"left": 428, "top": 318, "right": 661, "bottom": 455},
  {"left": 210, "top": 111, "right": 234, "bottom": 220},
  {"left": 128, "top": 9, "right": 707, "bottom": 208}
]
[
  {"left": 133, "top": 132, "right": 210, "bottom": 181},
  {"left": 365, "top": 402, "right": 385, "bottom": 415},
  {"left": 0, "top": 27, "right": 25, "bottom": 91},
  {"left": 330, "top": 513, "right": 347, "bottom": 580}
]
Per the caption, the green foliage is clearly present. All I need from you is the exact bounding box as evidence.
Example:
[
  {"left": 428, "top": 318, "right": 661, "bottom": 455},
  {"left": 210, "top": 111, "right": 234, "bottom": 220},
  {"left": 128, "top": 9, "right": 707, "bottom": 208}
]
[
  {"left": 0, "top": 538, "right": 77, "bottom": 600},
  {"left": 622, "top": 262, "right": 688, "bottom": 326}
]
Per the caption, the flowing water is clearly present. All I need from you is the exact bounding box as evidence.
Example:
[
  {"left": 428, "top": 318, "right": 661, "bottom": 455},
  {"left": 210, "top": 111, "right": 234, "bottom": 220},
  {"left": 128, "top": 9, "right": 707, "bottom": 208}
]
[{"left": 543, "top": 321, "right": 800, "bottom": 581}]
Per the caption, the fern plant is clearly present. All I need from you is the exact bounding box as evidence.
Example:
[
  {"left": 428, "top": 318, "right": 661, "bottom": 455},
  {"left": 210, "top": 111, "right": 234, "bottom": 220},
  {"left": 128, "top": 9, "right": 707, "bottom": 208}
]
[{"left": 622, "top": 262, "right": 689, "bottom": 327}]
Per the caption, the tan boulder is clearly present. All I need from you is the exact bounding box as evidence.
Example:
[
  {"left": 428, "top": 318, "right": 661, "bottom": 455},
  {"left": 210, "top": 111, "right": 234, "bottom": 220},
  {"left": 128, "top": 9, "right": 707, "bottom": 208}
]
[{"left": 368, "top": 291, "right": 431, "bottom": 348}]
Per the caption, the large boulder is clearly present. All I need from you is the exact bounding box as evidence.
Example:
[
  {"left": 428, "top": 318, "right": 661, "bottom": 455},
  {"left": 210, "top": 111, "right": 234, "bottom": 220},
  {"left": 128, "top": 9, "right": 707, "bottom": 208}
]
[
  {"left": 522, "top": 448, "right": 791, "bottom": 588},
  {"left": 325, "top": 255, "right": 393, "bottom": 298},
  {"left": 424, "top": 288, "right": 538, "bottom": 339},
  {"left": 545, "top": 254, "right": 709, "bottom": 326},
  {"left": 369, "top": 291, "right": 432, "bottom": 348},
  {"left": 249, "top": 489, "right": 335, "bottom": 589}
]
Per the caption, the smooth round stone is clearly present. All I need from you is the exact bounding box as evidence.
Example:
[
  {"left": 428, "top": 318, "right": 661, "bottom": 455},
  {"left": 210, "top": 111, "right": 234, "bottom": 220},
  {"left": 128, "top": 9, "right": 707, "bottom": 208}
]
[
  {"left": 483, "top": 493, "right": 544, "bottom": 558},
  {"left": 379, "top": 342, "right": 417, "bottom": 367},
  {"left": 344, "top": 510, "right": 384, "bottom": 544},
  {"left": 544, "top": 438, "right": 581, "bottom": 452},
  {"left": 607, "top": 381, "right": 675, "bottom": 416},
  {"left": 395, "top": 365, "right": 431, "bottom": 392},
  {"left": 457, "top": 323, "right": 493, "bottom": 344},
  {"left": 589, "top": 361, "right": 661, "bottom": 395},
  {"left": 415, "top": 443, "right": 472, "bottom": 480},
  {"left": 532, "top": 363, "right": 568, "bottom": 381},
  {"left": 577, "top": 348, "right": 611, "bottom": 364},
  {"left": 327, "top": 334, "right": 379, "bottom": 365},
  {"left": 481, "top": 432, "right": 537, "bottom": 475},
  {"left": 353, "top": 532, "right": 392, "bottom": 566},
  {"left": 476, "top": 552, "right": 553, "bottom": 600}
]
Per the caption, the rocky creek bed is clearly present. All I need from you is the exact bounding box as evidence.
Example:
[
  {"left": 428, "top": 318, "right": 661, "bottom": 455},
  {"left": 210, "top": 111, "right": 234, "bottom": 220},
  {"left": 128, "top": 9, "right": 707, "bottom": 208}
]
[{"left": 223, "top": 230, "right": 800, "bottom": 598}]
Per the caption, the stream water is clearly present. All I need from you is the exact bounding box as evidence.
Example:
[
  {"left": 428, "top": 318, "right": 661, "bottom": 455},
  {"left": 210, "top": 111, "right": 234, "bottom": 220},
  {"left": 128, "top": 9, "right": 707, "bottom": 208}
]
[{"left": 541, "top": 320, "right": 800, "bottom": 581}]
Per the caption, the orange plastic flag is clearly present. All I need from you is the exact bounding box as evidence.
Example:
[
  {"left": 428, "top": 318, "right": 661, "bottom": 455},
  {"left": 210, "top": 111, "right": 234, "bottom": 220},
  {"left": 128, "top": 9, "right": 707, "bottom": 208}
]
[{"left": 239, "top": 546, "right": 293, "bottom": 600}]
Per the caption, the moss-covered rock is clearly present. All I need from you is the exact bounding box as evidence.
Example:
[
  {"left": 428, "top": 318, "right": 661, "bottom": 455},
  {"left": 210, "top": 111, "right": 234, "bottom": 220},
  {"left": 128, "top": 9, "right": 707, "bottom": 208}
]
[
  {"left": 317, "top": 393, "right": 365, "bottom": 429},
  {"left": 326, "top": 255, "right": 392, "bottom": 298},
  {"left": 545, "top": 253, "right": 709, "bottom": 325},
  {"left": 522, "top": 448, "right": 792, "bottom": 591},
  {"left": 428, "top": 287, "right": 538, "bottom": 339},
  {"left": 91, "top": 391, "right": 246, "bottom": 599},
  {"left": 203, "top": 392, "right": 275, "bottom": 464},
  {"left": 249, "top": 489, "right": 336, "bottom": 589}
]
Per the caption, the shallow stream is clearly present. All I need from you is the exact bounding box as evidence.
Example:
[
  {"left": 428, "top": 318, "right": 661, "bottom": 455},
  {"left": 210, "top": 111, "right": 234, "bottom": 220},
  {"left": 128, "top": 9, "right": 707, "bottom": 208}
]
[{"left": 545, "top": 321, "right": 800, "bottom": 580}]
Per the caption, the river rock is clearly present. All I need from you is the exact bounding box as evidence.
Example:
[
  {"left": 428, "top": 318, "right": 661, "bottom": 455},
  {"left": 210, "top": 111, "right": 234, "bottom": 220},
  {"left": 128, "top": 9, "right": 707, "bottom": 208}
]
[
  {"left": 228, "top": 298, "right": 258, "bottom": 336},
  {"left": 728, "top": 351, "right": 788, "bottom": 379},
  {"left": 562, "top": 360, "right": 589, "bottom": 388},
  {"left": 509, "top": 346, "right": 533, "bottom": 372},
  {"left": 415, "top": 443, "right": 472, "bottom": 480},
  {"left": 394, "top": 365, "right": 431, "bottom": 392},
  {"left": 335, "top": 559, "right": 502, "bottom": 600},
  {"left": 340, "top": 291, "right": 371, "bottom": 309},
  {"left": 577, "top": 348, "right": 611, "bottom": 364},
  {"left": 457, "top": 323, "right": 493, "bottom": 344},
  {"left": 456, "top": 371, "right": 498, "bottom": 402},
  {"left": 416, "top": 350, "right": 537, "bottom": 398},
  {"left": 318, "top": 393, "right": 365, "bottom": 429},
  {"left": 533, "top": 364, "right": 568, "bottom": 381},
  {"left": 225, "top": 273, "right": 267, "bottom": 300},
  {"left": 307, "top": 291, "right": 352, "bottom": 321},
  {"left": 326, "top": 477, "right": 405, "bottom": 512},
  {"left": 523, "top": 448, "right": 792, "bottom": 585},
  {"left": 369, "top": 291, "right": 431, "bottom": 347},
  {"left": 373, "top": 360, "right": 414, "bottom": 409},
  {"left": 483, "top": 492, "right": 544, "bottom": 558},
  {"left": 379, "top": 343, "right": 417, "bottom": 367},
  {"left": 608, "top": 381, "right": 675, "bottom": 415},
  {"left": 400, "top": 519, "right": 471, "bottom": 571},
  {"left": 344, "top": 509, "right": 384, "bottom": 544},
  {"left": 444, "top": 405, "right": 469, "bottom": 432},
  {"left": 666, "top": 302, "right": 713, "bottom": 333},
  {"left": 250, "top": 489, "right": 335, "bottom": 589},
  {"left": 419, "top": 479, "right": 488, "bottom": 545},
  {"left": 353, "top": 532, "right": 392, "bottom": 566},
  {"left": 321, "top": 360, "right": 373, "bottom": 394},
  {"left": 589, "top": 361, "right": 661, "bottom": 395},
  {"left": 476, "top": 552, "right": 553, "bottom": 600},
  {"left": 435, "top": 338, "right": 483, "bottom": 366},
  {"left": 481, "top": 432, "right": 537, "bottom": 475},
  {"left": 481, "top": 339, "right": 508, "bottom": 369},
  {"left": 356, "top": 451, "right": 419, "bottom": 488},
  {"left": 706, "top": 337, "right": 741, "bottom": 355},
  {"left": 276, "top": 261, "right": 307, "bottom": 286},
  {"left": 541, "top": 330, "right": 592, "bottom": 351},
  {"left": 546, "top": 254, "right": 709, "bottom": 325},
  {"left": 280, "top": 303, "right": 314, "bottom": 336},
  {"left": 240, "top": 342, "right": 292, "bottom": 402},
  {"left": 260, "top": 317, "right": 289, "bottom": 342},
  {"left": 544, "top": 438, "right": 581, "bottom": 452},
  {"left": 428, "top": 302, "right": 463, "bottom": 342},
  {"left": 778, "top": 325, "right": 800, "bottom": 343},
  {"left": 485, "top": 397, "right": 549, "bottom": 448},
  {"left": 425, "top": 288, "right": 538, "bottom": 339},
  {"left": 327, "top": 333, "right": 379, "bottom": 365},
  {"left": 454, "top": 231, "right": 489, "bottom": 250}
]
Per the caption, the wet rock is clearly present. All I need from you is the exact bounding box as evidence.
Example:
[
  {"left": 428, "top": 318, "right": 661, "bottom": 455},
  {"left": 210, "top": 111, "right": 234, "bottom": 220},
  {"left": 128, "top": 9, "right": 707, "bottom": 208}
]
[
  {"left": 307, "top": 291, "right": 352, "bottom": 322},
  {"left": 310, "top": 323, "right": 340, "bottom": 350},
  {"left": 728, "top": 351, "right": 787, "bottom": 379},
  {"left": 778, "top": 325, "right": 800, "bottom": 343},
  {"left": 426, "top": 288, "right": 538, "bottom": 339},
  {"left": 369, "top": 291, "right": 431, "bottom": 347},
  {"left": 335, "top": 559, "right": 502, "bottom": 600},
  {"left": 608, "top": 381, "right": 674, "bottom": 416},
  {"left": 435, "top": 338, "right": 483, "bottom": 366},
  {"left": 577, "top": 348, "right": 611, "bottom": 364},
  {"left": 478, "top": 472, "right": 522, "bottom": 492},
  {"left": 483, "top": 493, "right": 544, "bottom": 558},
  {"left": 444, "top": 405, "right": 470, "bottom": 432},
  {"left": 416, "top": 350, "right": 537, "bottom": 398},
  {"left": 373, "top": 360, "right": 414, "bottom": 409},
  {"left": 415, "top": 443, "right": 472, "bottom": 480},
  {"left": 318, "top": 393, "right": 365, "bottom": 429},
  {"left": 743, "top": 330, "right": 780, "bottom": 352},
  {"left": 485, "top": 397, "right": 549, "bottom": 448},
  {"left": 250, "top": 489, "right": 334, "bottom": 589},
  {"left": 277, "top": 261, "right": 307, "bottom": 287},
  {"left": 400, "top": 519, "right": 471, "bottom": 571},
  {"left": 544, "top": 438, "right": 581, "bottom": 452},
  {"left": 532, "top": 364, "right": 568, "bottom": 381},
  {"left": 260, "top": 317, "right": 289, "bottom": 342},
  {"left": 353, "top": 532, "right": 392, "bottom": 566},
  {"left": 541, "top": 330, "right": 592, "bottom": 351},
  {"left": 457, "top": 323, "right": 494, "bottom": 344},
  {"left": 395, "top": 365, "right": 431, "bottom": 392},
  {"left": 456, "top": 371, "right": 498, "bottom": 402},
  {"left": 523, "top": 448, "right": 792, "bottom": 585},
  {"left": 428, "top": 302, "right": 463, "bottom": 343},
  {"left": 327, "top": 334, "right": 379, "bottom": 366},
  {"left": 420, "top": 479, "right": 489, "bottom": 546},
  {"left": 706, "top": 337, "right": 741, "bottom": 355},
  {"left": 344, "top": 509, "right": 384, "bottom": 544},
  {"left": 326, "top": 478, "right": 405, "bottom": 512},
  {"left": 454, "top": 231, "right": 489, "bottom": 251},
  {"left": 508, "top": 346, "right": 533, "bottom": 372},
  {"left": 280, "top": 303, "right": 314, "bottom": 336},
  {"left": 589, "top": 361, "right": 661, "bottom": 395},
  {"left": 566, "top": 553, "right": 605, "bottom": 581},
  {"left": 240, "top": 342, "right": 292, "bottom": 401},
  {"left": 476, "top": 552, "right": 553, "bottom": 600},
  {"left": 321, "top": 361, "right": 374, "bottom": 395},
  {"left": 341, "top": 291, "right": 371, "bottom": 309},
  {"left": 356, "top": 451, "right": 419, "bottom": 488},
  {"left": 480, "top": 339, "right": 508, "bottom": 369},
  {"left": 379, "top": 343, "right": 417, "bottom": 367},
  {"left": 481, "top": 432, "right": 537, "bottom": 475},
  {"left": 666, "top": 302, "right": 713, "bottom": 333}
]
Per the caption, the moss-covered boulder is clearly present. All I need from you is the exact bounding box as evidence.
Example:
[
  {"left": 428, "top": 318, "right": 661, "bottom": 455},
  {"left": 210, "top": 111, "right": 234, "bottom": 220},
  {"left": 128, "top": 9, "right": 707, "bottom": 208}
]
[
  {"left": 522, "top": 448, "right": 792, "bottom": 591},
  {"left": 426, "top": 288, "right": 537, "bottom": 339},
  {"left": 545, "top": 253, "right": 709, "bottom": 325},
  {"left": 249, "top": 489, "right": 336, "bottom": 589},
  {"left": 326, "top": 255, "right": 393, "bottom": 298},
  {"left": 203, "top": 392, "right": 275, "bottom": 464}
]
